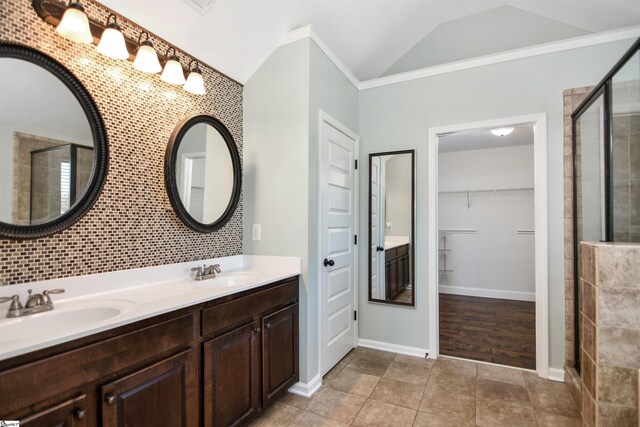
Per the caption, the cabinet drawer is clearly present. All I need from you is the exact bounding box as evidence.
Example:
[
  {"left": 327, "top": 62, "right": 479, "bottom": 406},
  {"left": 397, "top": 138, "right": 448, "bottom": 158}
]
[
  {"left": 202, "top": 279, "right": 298, "bottom": 337},
  {"left": 0, "top": 314, "right": 194, "bottom": 416},
  {"left": 20, "top": 394, "right": 87, "bottom": 427},
  {"left": 396, "top": 244, "right": 409, "bottom": 256},
  {"left": 385, "top": 248, "right": 397, "bottom": 262}
]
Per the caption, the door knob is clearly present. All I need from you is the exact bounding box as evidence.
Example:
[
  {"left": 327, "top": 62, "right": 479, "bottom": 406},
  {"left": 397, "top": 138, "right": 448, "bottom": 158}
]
[
  {"left": 377, "top": 246, "right": 384, "bottom": 252},
  {"left": 323, "top": 258, "right": 334, "bottom": 267}
]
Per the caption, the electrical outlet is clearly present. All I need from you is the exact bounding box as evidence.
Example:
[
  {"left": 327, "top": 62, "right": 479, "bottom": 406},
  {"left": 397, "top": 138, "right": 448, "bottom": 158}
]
[{"left": 252, "top": 224, "right": 261, "bottom": 241}]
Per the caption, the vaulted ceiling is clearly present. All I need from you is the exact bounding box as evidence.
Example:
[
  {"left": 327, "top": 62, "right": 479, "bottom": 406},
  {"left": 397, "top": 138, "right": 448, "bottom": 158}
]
[{"left": 99, "top": 0, "right": 640, "bottom": 83}]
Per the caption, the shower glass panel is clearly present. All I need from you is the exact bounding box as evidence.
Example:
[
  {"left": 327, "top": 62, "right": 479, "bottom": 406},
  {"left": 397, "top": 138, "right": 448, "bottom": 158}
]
[
  {"left": 611, "top": 50, "right": 640, "bottom": 242},
  {"left": 30, "top": 144, "right": 94, "bottom": 225},
  {"left": 571, "top": 39, "right": 640, "bottom": 373}
]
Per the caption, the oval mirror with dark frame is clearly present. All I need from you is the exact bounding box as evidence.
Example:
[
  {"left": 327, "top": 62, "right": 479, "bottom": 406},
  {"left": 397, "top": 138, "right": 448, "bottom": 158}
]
[
  {"left": 368, "top": 150, "right": 415, "bottom": 306},
  {"left": 0, "top": 43, "right": 108, "bottom": 239},
  {"left": 165, "top": 115, "right": 241, "bottom": 233}
]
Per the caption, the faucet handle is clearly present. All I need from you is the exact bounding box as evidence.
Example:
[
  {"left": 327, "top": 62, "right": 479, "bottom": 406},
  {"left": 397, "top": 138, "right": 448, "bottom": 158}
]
[
  {"left": 0, "top": 295, "right": 23, "bottom": 312},
  {"left": 191, "top": 266, "right": 203, "bottom": 276},
  {"left": 43, "top": 289, "right": 65, "bottom": 305}
]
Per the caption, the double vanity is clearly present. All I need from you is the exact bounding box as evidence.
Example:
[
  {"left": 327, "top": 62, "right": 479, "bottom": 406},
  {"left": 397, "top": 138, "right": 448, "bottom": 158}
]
[{"left": 0, "top": 255, "right": 300, "bottom": 426}]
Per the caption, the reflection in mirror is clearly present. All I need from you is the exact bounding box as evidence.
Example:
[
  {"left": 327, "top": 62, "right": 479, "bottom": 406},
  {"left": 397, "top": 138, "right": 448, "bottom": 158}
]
[
  {"left": 175, "top": 123, "right": 233, "bottom": 224},
  {"left": 368, "top": 150, "right": 415, "bottom": 306},
  {"left": 0, "top": 56, "right": 95, "bottom": 227}
]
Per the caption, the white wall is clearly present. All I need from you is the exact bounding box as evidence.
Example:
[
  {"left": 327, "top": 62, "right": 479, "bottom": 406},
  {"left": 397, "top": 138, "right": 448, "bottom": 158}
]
[
  {"left": 244, "top": 37, "right": 358, "bottom": 384},
  {"left": 438, "top": 144, "right": 535, "bottom": 300},
  {"left": 358, "top": 39, "right": 636, "bottom": 370}
]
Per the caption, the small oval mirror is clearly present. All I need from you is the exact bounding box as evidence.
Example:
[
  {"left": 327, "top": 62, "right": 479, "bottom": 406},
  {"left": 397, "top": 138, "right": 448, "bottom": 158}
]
[{"left": 165, "top": 115, "right": 241, "bottom": 232}]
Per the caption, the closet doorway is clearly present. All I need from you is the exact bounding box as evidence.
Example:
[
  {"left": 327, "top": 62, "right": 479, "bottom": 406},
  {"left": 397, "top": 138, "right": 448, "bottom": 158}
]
[{"left": 427, "top": 115, "right": 549, "bottom": 377}]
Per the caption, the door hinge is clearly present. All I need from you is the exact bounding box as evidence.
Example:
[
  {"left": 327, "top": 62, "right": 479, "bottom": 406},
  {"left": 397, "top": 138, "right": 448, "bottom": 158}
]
[
  {"left": 354, "top": 235, "right": 358, "bottom": 245},
  {"left": 355, "top": 159, "right": 358, "bottom": 170},
  {"left": 354, "top": 310, "right": 357, "bottom": 321}
]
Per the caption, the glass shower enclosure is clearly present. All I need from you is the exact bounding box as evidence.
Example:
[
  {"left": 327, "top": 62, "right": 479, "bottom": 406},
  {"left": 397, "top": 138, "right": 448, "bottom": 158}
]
[{"left": 572, "top": 39, "right": 640, "bottom": 371}]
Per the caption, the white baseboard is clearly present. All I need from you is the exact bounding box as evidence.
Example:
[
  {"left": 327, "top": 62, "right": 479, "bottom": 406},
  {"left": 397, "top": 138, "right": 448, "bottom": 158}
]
[
  {"left": 358, "top": 338, "right": 430, "bottom": 358},
  {"left": 547, "top": 368, "right": 566, "bottom": 382},
  {"left": 439, "top": 285, "right": 535, "bottom": 302},
  {"left": 288, "top": 373, "right": 322, "bottom": 397}
]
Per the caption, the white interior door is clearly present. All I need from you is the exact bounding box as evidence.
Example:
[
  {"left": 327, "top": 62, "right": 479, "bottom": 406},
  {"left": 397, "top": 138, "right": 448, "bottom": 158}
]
[{"left": 320, "top": 114, "right": 358, "bottom": 376}]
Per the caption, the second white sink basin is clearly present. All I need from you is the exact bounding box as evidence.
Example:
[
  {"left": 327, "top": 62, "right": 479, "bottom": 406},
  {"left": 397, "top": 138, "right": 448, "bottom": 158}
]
[{"left": 0, "top": 300, "right": 134, "bottom": 343}]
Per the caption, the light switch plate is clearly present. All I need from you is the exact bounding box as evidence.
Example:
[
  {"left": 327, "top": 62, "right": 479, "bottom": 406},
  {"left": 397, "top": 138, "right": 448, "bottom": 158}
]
[{"left": 252, "top": 224, "right": 261, "bottom": 241}]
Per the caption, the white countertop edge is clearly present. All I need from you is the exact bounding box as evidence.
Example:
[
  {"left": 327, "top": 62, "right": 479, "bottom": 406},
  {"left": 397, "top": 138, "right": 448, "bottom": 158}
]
[{"left": 0, "top": 255, "right": 301, "bottom": 361}]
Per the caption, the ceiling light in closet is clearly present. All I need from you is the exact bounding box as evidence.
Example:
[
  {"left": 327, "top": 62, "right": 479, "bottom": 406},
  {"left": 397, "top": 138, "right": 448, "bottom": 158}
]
[{"left": 490, "top": 128, "right": 514, "bottom": 137}]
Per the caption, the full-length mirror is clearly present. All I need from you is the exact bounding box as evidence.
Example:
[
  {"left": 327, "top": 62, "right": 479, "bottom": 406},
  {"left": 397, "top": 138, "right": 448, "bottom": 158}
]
[
  {"left": 368, "top": 150, "right": 415, "bottom": 306},
  {"left": 0, "top": 43, "right": 107, "bottom": 239},
  {"left": 165, "top": 115, "right": 241, "bottom": 233}
]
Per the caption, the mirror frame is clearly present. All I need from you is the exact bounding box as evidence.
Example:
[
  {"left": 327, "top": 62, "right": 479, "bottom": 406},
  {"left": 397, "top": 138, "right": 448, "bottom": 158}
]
[
  {"left": 0, "top": 42, "right": 108, "bottom": 239},
  {"left": 165, "top": 114, "right": 242, "bottom": 233},
  {"left": 367, "top": 149, "right": 416, "bottom": 307}
]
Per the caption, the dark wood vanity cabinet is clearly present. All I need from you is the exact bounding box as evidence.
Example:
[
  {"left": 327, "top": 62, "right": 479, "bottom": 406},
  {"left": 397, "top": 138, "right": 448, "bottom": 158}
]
[
  {"left": 0, "top": 276, "right": 299, "bottom": 427},
  {"left": 385, "top": 244, "right": 409, "bottom": 300}
]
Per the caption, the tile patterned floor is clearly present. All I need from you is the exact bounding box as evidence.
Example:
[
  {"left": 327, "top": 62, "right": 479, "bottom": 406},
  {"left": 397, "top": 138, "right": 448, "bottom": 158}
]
[{"left": 250, "top": 347, "right": 581, "bottom": 427}]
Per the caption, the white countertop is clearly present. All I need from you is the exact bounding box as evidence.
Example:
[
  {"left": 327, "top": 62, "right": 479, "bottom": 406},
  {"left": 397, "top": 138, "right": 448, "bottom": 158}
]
[
  {"left": 0, "top": 255, "right": 301, "bottom": 361},
  {"left": 384, "top": 236, "right": 410, "bottom": 250}
]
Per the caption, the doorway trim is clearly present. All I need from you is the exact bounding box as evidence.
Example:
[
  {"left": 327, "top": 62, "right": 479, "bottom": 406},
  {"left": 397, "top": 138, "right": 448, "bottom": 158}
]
[
  {"left": 427, "top": 113, "right": 549, "bottom": 379},
  {"left": 317, "top": 110, "right": 360, "bottom": 380}
]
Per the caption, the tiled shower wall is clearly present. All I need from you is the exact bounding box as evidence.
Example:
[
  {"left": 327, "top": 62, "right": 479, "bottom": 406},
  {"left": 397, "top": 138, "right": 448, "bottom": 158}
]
[{"left": 0, "top": 0, "right": 243, "bottom": 285}]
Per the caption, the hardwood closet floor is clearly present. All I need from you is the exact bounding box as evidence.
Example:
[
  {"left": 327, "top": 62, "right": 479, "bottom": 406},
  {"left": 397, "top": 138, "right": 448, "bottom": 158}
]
[{"left": 439, "top": 294, "right": 536, "bottom": 369}]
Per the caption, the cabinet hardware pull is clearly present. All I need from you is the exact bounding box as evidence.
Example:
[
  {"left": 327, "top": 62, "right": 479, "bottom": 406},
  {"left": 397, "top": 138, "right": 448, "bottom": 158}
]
[
  {"left": 255, "top": 327, "right": 261, "bottom": 333},
  {"left": 106, "top": 393, "right": 116, "bottom": 405},
  {"left": 74, "top": 408, "right": 87, "bottom": 420},
  {"left": 265, "top": 322, "right": 271, "bottom": 329}
]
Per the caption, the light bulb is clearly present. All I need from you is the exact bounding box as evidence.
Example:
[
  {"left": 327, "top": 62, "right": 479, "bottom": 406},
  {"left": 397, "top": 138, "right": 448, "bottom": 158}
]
[
  {"left": 56, "top": 2, "right": 92, "bottom": 44},
  {"left": 133, "top": 39, "right": 161, "bottom": 73},
  {"left": 96, "top": 14, "right": 128, "bottom": 60},
  {"left": 161, "top": 48, "right": 185, "bottom": 85},
  {"left": 184, "top": 61, "right": 206, "bottom": 95}
]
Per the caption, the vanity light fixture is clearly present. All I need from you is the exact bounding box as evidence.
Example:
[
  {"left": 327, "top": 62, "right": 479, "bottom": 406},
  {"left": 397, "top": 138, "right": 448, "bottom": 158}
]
[
  {"left": 184, "top": 60, "right": 206, "bottom": 95},
  {"left": 96, "top": 14, "right": 129, "bottom": 60},
  {"left": 56, "top": 1, "right": 93, "bottom": 44},
  {"left": 490, "top": 127, "right": 514, "bottom": 137},
  {"left": 161, "top": 47, "right": 186, "bottom": 85},
  {"left": 133, "top": 32, "right": 162, "bottom": 74}
]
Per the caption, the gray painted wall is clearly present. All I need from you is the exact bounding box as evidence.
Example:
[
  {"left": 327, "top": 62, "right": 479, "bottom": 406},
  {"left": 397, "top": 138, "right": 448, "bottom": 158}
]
[
  {"left": 383, "top": 6, "right": 590, "bottom": 77},
  {"left": 358, "top": 39, "right": 636, "bottom": 370},
  {"left": 243, "top": 38, "right": 358, "bottom": 384},
  {"left": 243, "top": 39, "right": 311, "bottom": 380}
]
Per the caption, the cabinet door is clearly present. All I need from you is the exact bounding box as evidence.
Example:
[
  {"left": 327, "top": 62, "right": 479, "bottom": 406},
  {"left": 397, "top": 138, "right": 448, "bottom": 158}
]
[
  {"left": 385, "top": 261, "right": 392, "bottom": 300},
  {"left": 389, "top": 258, "right": 399, "bottom": 299},
  {"left": 262, "top": 304, "right": 299, "bottom": 406},
  {"left": 101, "top": 349, "right": 198, "bottom": 427},
  {"left": 20, "top": 395, "right": 88, "bottom": 427},
  {"left": 203, "top": 321, "right": 261, "bottom": 427}
]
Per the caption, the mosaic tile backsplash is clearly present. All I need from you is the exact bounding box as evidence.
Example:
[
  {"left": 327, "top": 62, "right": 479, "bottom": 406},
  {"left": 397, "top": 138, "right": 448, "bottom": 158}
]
[{"left": 0, "top": 0, "right": 243, "bottom": 285}]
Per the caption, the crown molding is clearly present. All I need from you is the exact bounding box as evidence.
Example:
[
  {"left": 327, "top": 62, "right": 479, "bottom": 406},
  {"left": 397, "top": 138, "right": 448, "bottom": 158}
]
[
  {"left": 278, "top": 25, "right": 360, "bottom": 89},
  {"left": 278, "top": 25, "right": 640, "bottom": 92}
]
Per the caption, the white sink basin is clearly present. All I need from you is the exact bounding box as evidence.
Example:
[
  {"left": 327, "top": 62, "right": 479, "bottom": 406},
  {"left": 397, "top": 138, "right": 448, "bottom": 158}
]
[{"left": 0, "top": 300, "right": 134, "bottom": 342}]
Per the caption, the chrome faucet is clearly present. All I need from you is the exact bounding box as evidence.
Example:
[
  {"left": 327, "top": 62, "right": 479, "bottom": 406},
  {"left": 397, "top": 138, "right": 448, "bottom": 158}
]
[
  {"left": 191, "top": 264, "right": 221, "bottom": 281},
  {"left": 0, "top": 288, "right": 65, "bottom": 318}
]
